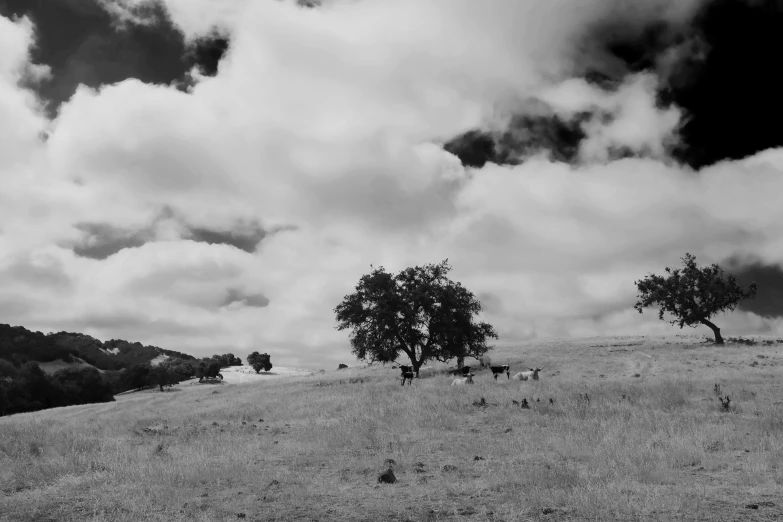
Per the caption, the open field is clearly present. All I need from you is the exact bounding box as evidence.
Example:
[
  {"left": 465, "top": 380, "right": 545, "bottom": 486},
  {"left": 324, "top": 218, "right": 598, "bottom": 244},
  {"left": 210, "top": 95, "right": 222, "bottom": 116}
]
[
  {"left": 2, "top": 334, "right": 783, "bottom": 521},
  {"left": 216, "top": 365, "right": 320, "bottom": 384}
]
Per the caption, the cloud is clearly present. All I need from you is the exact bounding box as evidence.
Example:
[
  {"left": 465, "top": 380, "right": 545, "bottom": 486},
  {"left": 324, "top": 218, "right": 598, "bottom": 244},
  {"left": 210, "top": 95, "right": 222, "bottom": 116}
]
[
  {"left": 69, "top": 208, "right": 272, "bottom": 259},
  {"left": 71, "top": 223, "right": 151, "bottom": 259},
  {"left": 723, "top": 255, "right": 783, "bottom": 320},
  {"left": 222, "top": 289, "right": 270, "bottom": 309},
  {"left": 0, "top": 15, "right": 49, "bottom": 166},
  {"left": 3, "top": 0, "right": 783, "bottom": 370},
  {"left": 0, "top": 0, "right": 236, "bottom": 115}
]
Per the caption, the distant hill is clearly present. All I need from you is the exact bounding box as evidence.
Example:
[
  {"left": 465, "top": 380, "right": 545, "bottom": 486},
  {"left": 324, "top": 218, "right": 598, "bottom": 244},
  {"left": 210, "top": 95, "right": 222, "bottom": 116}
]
[{"left": 0, "top": 323, "right": 196, "bottom": 372}]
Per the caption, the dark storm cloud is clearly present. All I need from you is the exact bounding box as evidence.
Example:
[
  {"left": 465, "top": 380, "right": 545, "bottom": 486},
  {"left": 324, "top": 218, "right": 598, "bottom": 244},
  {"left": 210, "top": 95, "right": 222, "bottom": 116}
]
[
  {"left": 444, "top": 0, "right": 783, "bottom": 170},
  {"left": 580, "top": 0, "right": 783, "bottom": 169},
  {"left": 664, "top": 0, "right": 783, "bottom": 168},
  {"left": 183, "top": 30, "right": 230, "bottom": 77},
  {"left": 441, "top": 2, "right": 695, "bottom": 169},
  {"left": 0, "top": 0, "right": 230, "bottom": 115},
  {"left": 443, "top": 109, "right": 589, "bottom": 169},
  {"left": 724, "top": 256, "right": 783, "bottom": 319},
  {"left": 222, "top": 289, "right": 270, "bottom": 308}
]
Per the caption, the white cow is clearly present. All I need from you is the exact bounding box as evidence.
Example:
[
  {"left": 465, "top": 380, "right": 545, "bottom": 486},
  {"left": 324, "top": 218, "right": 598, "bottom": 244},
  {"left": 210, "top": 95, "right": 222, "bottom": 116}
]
[
  {"left": 512, "top": 368, "right": 543, "bottom": 381},
  {"left": 451, "top": 373, "right": 475, "bottom": 386}
]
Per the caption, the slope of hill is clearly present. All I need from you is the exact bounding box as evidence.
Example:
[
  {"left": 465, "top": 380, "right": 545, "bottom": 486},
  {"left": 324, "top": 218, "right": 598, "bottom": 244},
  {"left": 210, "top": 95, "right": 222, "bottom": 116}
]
[
  {"left": 0, "top": 324, "right": 196, "bottom": 371},
  {"left": 2, "top": 334, "right": 782, "bottom": 521},
  {"left": 36, "top": 356, "right": 99, "bottom": 375}
]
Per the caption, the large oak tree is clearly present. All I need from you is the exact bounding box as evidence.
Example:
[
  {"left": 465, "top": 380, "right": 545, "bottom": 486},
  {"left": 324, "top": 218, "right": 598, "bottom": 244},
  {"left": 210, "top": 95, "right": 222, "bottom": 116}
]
[
  {"left": 634, "top": 253, "right": 757, "bottom": 344},
  {"left": 334, "top": 260, "right": 498, "bottom": 376}
]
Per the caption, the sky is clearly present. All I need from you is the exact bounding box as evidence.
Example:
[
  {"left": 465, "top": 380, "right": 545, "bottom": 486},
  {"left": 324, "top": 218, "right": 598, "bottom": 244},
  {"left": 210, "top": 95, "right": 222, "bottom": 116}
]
[{"left": 1, "top": 0, "right": 783, "bottom": 369}]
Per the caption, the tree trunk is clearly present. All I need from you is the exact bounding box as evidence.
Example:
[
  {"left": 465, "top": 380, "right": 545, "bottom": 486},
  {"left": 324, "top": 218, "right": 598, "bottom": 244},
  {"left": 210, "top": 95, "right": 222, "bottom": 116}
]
[
  {"left": 406, "top": 344, "right": 425, "bottom": 377},
  {"left": 457, "top": 357, "right": 464, "bottom": 369},
  {"left": 701, "top": 319, "right": 724, "bottom": 344},
  {"left": 159, "top": 384, "right": 164, "bottom": 392}
]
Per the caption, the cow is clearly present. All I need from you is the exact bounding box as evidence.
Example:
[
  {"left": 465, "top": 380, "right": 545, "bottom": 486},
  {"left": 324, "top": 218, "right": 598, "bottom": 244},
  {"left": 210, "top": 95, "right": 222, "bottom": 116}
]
[
  {"left": 338, "top": 364, "right": 348, "bottom": 370},
  {"left": 490, "top": 365, "right": 510, "bottom": 380},
  {"left": 479, "top": 355, "right": 491, "bottom": 368},
  {"left": 451, "top": 373, "right": 475, "bottom": 386},
  {"left": 512, "top": 368, "right": 544, "bottom": 381},
  {"left": 397, "top": 365, "right": 414, "bottom": 386},
  {"left": 449, "top": 366, "right": 472, "bottom": 376}
]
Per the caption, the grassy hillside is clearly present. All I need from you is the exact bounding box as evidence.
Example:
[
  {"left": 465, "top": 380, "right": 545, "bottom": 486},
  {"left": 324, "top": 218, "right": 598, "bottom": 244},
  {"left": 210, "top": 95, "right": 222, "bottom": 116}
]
[
  {"left": 1, "top": 334, "right": 782, "bottom": 521},
  {"left": 0, "top": 324, "right": 196, "bottom": 371}
]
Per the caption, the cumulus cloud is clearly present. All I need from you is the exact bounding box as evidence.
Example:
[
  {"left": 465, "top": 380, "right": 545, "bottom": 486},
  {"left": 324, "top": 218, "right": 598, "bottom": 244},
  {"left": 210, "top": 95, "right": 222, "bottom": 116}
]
[{"left": 2, "top": 0, "right": 782, "bottom": 368}]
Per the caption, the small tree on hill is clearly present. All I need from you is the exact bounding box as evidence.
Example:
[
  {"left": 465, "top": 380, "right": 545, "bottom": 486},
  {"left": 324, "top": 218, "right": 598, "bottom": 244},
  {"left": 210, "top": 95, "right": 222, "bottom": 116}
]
[
  {"left": 161, "top": 359, "right": 195, "bottom": 382},
  {"left": 334, "top": 260, "right": 498, "bottom": 376},
  {"left": 634, "top": 253, "right": 757, "bottom": 345},
  {"left": 196, "top": 360, "right": 222, "bottom": 382},
  {"left": 148, "top": 366, "right": 173, "bottom": 392},
  {"left": 247, "top": 352, "right": 273, "bottom": 373},
  {"left": 208, "top": 353, "right": 242, "bottom": 368},
  {"left": 122, "top": 364, "right": 150, "bottom": 391}
]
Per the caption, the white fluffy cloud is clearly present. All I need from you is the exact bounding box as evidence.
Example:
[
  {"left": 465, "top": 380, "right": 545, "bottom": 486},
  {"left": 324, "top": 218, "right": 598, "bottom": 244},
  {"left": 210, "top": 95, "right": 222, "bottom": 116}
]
[{"left": 1, "top": 0, "right": 781, "bottom": 368}]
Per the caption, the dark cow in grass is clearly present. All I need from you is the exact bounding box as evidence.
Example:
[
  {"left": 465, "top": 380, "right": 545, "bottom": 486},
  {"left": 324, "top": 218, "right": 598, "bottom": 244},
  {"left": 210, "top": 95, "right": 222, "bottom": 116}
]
[
  {"left": 490, "top": 365, "right": 510, "bottom": 380},
  {"left": 397, "top": 365, "right": 414, "bottom": 386}
]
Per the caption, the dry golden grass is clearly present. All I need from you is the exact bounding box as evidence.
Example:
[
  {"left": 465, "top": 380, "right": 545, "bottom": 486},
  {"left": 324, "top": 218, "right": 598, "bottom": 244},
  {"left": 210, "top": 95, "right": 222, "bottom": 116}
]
[{"left": 2, "top": 334, "right": 783, "bottom": 521}]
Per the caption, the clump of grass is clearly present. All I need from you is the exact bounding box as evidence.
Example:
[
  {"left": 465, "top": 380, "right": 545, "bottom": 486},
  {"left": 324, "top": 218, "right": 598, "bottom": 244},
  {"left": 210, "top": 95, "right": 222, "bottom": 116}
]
[{"left": 758, "top": 408, "right": 783, "bottom": 436}]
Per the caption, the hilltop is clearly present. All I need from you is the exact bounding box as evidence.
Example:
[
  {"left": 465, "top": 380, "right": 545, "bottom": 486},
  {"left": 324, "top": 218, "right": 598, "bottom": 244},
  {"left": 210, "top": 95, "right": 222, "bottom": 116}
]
[{"left": 2, "top": 334, "right": 782, "bottom": 521}]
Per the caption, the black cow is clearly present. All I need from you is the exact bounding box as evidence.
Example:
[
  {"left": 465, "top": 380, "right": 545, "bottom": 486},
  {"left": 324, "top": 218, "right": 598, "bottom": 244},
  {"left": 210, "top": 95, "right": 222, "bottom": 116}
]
[
  {"left": 449, "top": 366, "right": 472, "bottom": 376},
  {"left": 397, "top": 365, "right": 414, "bottom": 386},
  {"left": 338, "top": 364, "right": 348, "bottom": 370},
  {"left": 490, "top": 365, "right": 510, "bottom": 380}
]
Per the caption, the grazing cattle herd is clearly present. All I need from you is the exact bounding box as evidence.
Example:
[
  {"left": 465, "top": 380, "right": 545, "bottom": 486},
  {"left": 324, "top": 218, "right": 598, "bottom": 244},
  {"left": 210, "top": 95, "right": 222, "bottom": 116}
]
[{"left": 393, "top": 360, "right": 541, "bottom": 386}]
